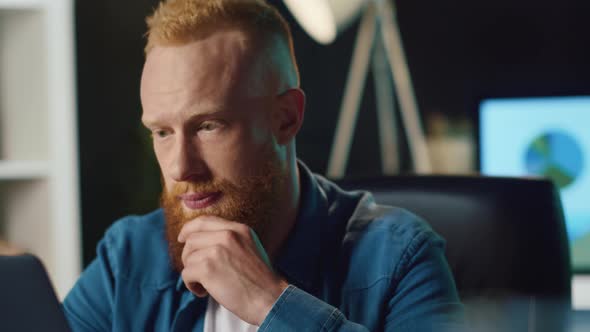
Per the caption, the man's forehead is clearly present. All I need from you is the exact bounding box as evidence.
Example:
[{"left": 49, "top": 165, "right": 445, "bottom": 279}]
[{"left": 141, "top": 29, "right": 266, "bottom": 97}]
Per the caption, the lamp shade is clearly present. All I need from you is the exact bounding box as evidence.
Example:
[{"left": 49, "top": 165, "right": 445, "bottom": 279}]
[{"left": 283, "top": 0, "right": 370, "bottom": 44}]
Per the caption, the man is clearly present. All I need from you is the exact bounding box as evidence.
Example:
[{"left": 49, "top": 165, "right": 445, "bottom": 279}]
[{"left": 63, "top": 0, "right": 464, "bottom": 330}]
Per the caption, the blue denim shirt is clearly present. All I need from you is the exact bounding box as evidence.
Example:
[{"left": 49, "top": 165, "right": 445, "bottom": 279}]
[{"left": 63, "top": 163, "right": 463, "bottom": 331}]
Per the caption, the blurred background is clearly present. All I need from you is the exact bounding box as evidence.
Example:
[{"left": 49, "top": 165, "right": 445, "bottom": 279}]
[
  {"left": 75, "top": 0, "right": 590, "bottom": 264},
  {"left": 1, "top": 0, "right": 590, "bottom": 318}
]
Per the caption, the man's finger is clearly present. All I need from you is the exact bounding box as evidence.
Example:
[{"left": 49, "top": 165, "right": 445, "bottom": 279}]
[
  {"left": 181, "top": 246, "right": 222, "bottom": 297},
  {"left": 178, "top": 215, "right": 249, "bottom": 242},
  {"left": 181, "top": 267, "right": 208, "bottom": 297},
  {"left": 188, "top": 282, "right": 208, "bottom": 298},
  {"left": 181, "top": 230, "right": 238, "bottom": 265}
]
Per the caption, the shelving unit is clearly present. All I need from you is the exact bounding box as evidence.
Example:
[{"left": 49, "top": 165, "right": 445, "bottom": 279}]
[
  {"left": 0, "top": 0, "right": 80, "bottom": 299},
  {"left": 0, "top": 0, "right": 43, "bottom": 10},
  {"left": 0, "top": 161, "right": 49, "bottom": 179}
]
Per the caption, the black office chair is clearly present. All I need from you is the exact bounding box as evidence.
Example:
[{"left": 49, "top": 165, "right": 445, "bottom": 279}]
[{"left": 337, "top": 175, "right": 572, "bottom": 331}]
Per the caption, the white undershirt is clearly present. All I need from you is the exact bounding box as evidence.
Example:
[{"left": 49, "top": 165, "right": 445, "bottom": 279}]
[{"left": 203, "top": 297, "right": 259, "bottom": 332}]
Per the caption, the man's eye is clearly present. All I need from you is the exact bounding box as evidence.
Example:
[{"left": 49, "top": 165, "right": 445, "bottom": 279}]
[
  {"left": 199, "top": 121, "right": 221, "bottom": 132},
  {"left": 153, "top": 129, "right": 171, "bottom": 138}
]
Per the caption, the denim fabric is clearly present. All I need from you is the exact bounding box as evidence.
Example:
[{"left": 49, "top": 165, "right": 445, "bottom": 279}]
[{"left": 63, "top": 162, "right": 463, "bottom": 331}]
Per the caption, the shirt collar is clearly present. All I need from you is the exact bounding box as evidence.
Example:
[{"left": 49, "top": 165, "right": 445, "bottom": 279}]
[
  {"left": 273, "top": 161, "right": 335, "bottom": 295},
  {"left": 176, "top": 272, "right": 186, "bottom": 291}
]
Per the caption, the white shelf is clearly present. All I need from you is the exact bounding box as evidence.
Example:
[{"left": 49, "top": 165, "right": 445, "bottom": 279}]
[
  {"left": 0, "top": 0, "right": 80, "bottom": 299},
  {"left": 0, "top": 0, "right": 44, "bottom": 10},
  {"left": 0, "top": 161, "right": 49, "bottom": 179}
]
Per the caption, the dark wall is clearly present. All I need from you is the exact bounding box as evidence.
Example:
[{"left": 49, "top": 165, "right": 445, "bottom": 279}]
[{"left": 75, "top": 0, "right": 590, "bottom": 265}]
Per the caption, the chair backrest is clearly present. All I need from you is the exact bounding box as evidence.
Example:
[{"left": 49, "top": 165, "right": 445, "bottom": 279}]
[{"left": 337, "top": 175, "right": 572, "bottom": 304}]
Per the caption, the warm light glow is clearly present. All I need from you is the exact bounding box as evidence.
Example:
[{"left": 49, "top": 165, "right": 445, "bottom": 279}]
[
  {"left": 283, "top": 0, "right": 337, "bottom": 44},
  {"left": 283, "top": 0, "right": 370, "bottom": 45}
]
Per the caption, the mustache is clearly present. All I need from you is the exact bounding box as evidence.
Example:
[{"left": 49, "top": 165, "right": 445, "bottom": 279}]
[
  {"left": 168, "top": 179, "right": 231, "bottom": 196},
  {"left": 168, "top": 174, "right": 276, "bottom": 197}
]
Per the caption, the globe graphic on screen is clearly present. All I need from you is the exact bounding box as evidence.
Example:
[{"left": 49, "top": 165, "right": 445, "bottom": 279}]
[{"left": 524, "top": 131, "right": 584, "bottom": 189}]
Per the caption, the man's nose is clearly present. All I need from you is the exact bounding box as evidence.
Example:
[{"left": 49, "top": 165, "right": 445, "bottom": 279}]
[{"left": 168, "top": 136, "right": 209, "bottom": 182}]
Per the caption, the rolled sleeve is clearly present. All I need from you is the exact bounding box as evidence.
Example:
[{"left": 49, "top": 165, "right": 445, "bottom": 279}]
[{"left": 259, "top": 285, "right": 368, "bottom": 332}]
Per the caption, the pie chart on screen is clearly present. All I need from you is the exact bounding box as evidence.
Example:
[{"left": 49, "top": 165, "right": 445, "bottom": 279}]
[{"left": 524, "top": 131, "right": 584, "bottom": 189}]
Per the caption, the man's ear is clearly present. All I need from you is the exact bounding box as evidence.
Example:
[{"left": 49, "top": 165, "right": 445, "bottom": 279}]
[{"left": 273, "top": 88, "right": 306, "bottom": 145}]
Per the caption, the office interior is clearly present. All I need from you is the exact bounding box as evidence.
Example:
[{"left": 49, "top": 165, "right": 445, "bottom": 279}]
[{"left": 1, "top": 0, "right": 589, "bottom": 330}]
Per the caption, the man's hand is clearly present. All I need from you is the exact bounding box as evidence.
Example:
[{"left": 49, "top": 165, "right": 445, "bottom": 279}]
[{"left": 178, "top": 216, "right": 289, "bottom": 326}]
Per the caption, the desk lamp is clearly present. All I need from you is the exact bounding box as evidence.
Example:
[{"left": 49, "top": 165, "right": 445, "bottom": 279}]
[{"left": 283, "top": 0, "right": 432, "bottom": 176}]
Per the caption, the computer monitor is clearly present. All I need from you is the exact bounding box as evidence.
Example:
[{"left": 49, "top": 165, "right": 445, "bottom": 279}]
[{"left": 479, "top": 96, "right": 590, "bottom": 273}]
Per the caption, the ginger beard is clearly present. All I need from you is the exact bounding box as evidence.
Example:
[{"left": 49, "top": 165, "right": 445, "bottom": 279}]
[{"left": 161, "top": 155, "right": 286, "bottom": 273}]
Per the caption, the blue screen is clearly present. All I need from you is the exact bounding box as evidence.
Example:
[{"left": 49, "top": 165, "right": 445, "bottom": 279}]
[{"left": 480, "top": 96, "right": 590, "bottom": 270}]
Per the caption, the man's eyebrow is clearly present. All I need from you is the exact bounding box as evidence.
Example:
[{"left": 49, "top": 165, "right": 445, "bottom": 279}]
[
  {"left": 141, "top": 107, "right": 229, "bottom": 127},
  {"left": 186, "top": 108, "right": 229, "bottom": 122}
]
